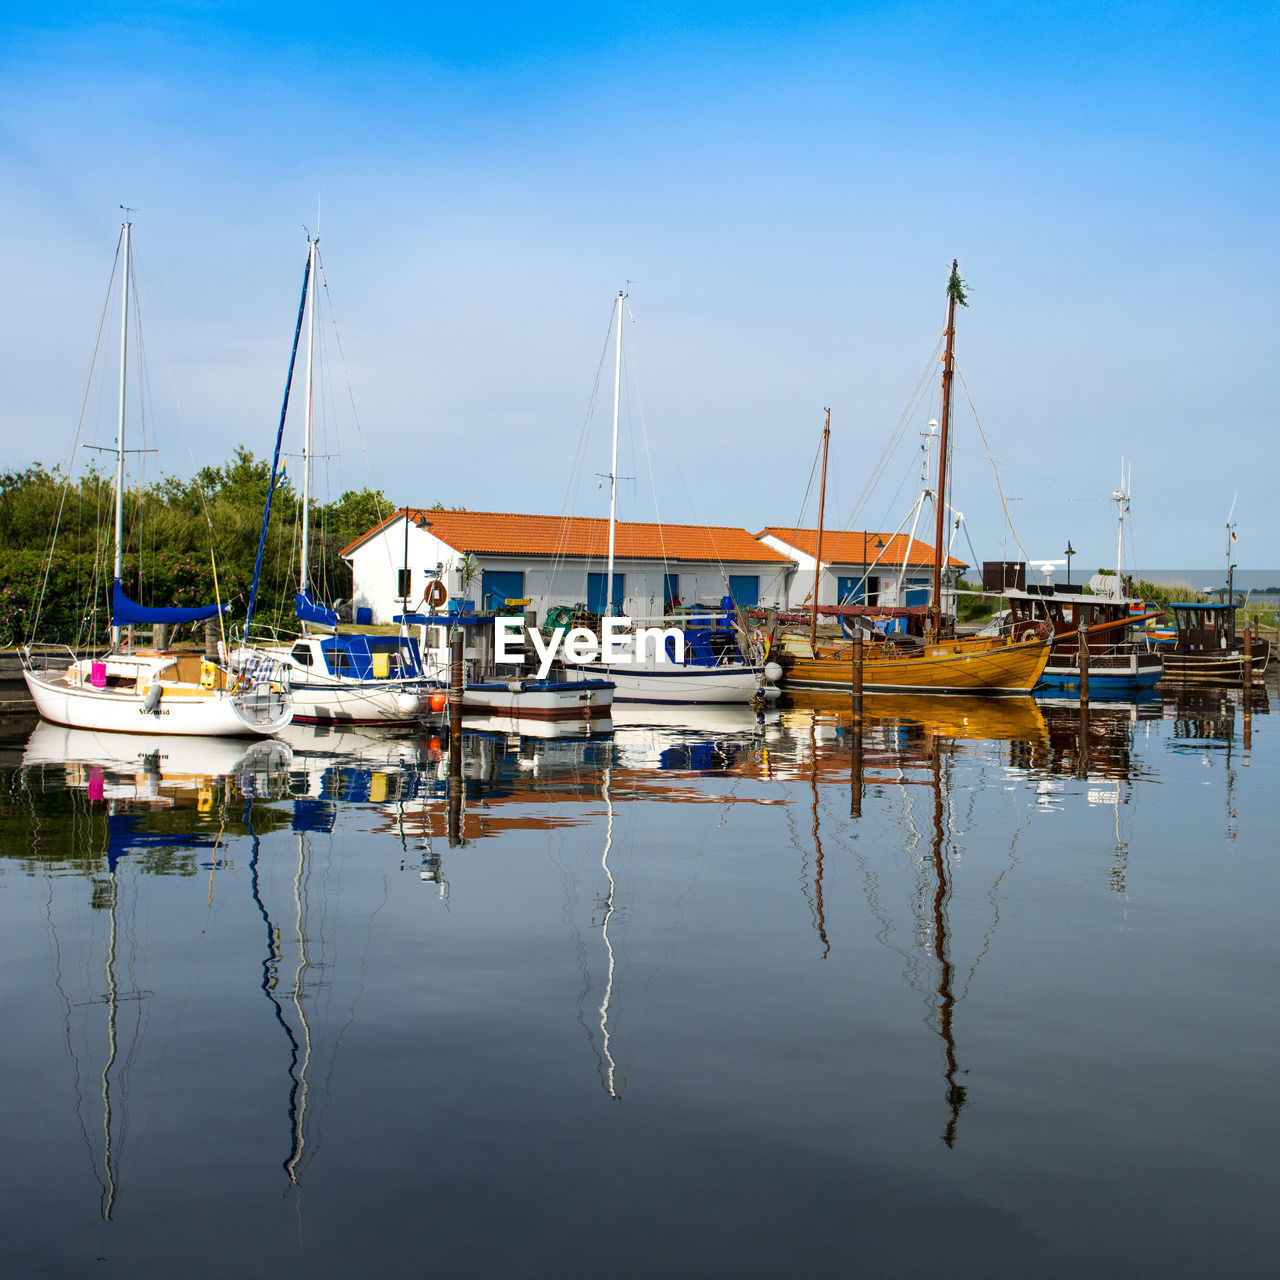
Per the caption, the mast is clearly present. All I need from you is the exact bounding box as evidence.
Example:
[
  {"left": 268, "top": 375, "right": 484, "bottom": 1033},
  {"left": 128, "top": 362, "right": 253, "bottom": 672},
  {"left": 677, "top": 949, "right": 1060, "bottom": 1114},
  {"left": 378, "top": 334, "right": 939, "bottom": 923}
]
[
  {"left": 299, "top": 236, "right": 318, "bottom": 607},
  {"left": 111, "top": 221, "right": 131, "bottom": 648},
  {"left": 1112, "top": 460, "right": 1128, "bottom": 601},
  {"left": 809, "top": 408, "right": 830, "bottom": 651},
  {"left": 606, "top": 291, "right": 624, "bottom": 615},
  {"left": 931, "top": 261, "right": 966, "bottom": 641}
]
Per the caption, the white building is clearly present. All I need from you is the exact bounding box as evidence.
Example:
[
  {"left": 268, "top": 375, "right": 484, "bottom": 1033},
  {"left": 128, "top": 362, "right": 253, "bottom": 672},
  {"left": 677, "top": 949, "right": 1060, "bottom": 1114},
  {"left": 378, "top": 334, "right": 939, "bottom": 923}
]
[
  {"left": 341, "top": 509, "right": 795, "bottom": 623},
  {"left": 757, "top": 526, "right": 967, "bottom": 615}
]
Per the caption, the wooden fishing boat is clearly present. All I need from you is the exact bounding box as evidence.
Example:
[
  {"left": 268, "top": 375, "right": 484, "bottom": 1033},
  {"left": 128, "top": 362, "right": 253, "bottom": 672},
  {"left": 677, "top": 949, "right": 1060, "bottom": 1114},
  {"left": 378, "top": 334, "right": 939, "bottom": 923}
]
[
  {"left": 1159, "top": 603, "right": 1270, "bottom": 684},
  {"left": 777, "top": 627, "right": 1050, "bottom": 694},
  {"left": 1004, "top": 587, "right": 1163, "bottom": 693},
  {"left": 776, "top": 263, "right": 1050, "bottom": 695}
]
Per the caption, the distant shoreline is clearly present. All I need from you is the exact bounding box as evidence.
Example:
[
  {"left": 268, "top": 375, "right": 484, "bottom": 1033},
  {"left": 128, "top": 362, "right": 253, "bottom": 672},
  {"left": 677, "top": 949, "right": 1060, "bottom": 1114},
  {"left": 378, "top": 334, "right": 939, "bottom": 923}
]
[{"left": 1137, "top": 569, "right": 1279, "bottom": 595}]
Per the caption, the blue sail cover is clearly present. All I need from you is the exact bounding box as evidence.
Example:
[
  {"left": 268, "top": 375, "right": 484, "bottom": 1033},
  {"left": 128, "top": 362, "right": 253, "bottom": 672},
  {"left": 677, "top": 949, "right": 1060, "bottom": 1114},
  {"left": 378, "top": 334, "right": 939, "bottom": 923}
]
[
  {"left": 111, "top": 579, "right": 227, "bottom": 627},
  {"left": 295, "top": 590, "right": 339, "bottom": 628}
]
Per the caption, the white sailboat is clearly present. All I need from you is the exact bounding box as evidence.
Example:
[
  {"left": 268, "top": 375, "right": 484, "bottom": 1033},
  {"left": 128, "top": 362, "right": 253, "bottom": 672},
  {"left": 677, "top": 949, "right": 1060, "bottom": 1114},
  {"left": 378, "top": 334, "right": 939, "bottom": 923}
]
[
  {"left": 236, "top": 236, "right": 441, "bottom": 726},
  {"left": 21, "top": 219, "right": 293, "bottom": 737},
  {"left": 560, "top": 292, "right": 778, "bottom": 704}
]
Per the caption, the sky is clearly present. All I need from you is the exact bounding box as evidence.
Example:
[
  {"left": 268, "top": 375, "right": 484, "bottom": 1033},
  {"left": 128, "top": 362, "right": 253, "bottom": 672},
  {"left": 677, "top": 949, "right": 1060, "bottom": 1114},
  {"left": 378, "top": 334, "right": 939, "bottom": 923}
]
[{"left": 2, "top": 1, "right": 1276, "bottom": 574}]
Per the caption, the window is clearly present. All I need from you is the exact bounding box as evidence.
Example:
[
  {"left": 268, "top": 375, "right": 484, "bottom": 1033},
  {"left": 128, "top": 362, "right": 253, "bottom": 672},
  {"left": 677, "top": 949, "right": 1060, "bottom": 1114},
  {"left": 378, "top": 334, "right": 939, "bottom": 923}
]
[
  {"left": 663, "top": 573, "right": 680, "bottom": 611},
  {"left": 291, "top": 645, "right": 313, "bottom": 666},
  {"left": 397, "top": 568, "right": 412, "bottom": 601}
]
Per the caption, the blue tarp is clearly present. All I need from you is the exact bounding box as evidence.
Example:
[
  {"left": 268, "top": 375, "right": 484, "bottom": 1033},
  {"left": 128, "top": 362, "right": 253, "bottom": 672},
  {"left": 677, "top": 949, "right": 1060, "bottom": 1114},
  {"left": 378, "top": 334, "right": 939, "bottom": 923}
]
[
  {"left": 295, "top": 590, "right": 339, "bottom": 628},
  {"left": 111, "top": 579, "right": 227, "bottom": 627}
]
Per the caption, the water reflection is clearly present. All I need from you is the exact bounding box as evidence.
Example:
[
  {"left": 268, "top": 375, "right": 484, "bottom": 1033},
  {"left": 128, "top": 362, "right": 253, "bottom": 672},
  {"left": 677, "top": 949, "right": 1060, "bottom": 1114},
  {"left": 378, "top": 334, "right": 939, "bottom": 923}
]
[{"left": 2, "top": 679, "right": 1274, "bottom": 1269}]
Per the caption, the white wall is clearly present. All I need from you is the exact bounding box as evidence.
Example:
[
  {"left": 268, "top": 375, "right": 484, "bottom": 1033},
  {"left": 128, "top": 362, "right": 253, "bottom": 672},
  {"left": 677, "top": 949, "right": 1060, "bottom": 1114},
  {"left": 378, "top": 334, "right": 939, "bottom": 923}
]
[{"left": 346, "top": 517, "right": 792, "bottom": 622}]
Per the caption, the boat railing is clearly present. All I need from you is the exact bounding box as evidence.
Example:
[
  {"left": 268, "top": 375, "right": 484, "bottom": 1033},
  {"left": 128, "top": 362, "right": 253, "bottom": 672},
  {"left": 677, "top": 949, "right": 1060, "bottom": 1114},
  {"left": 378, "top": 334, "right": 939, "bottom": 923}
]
[{"left": 20, "top": 642, "right": 81, "bottom": 676}]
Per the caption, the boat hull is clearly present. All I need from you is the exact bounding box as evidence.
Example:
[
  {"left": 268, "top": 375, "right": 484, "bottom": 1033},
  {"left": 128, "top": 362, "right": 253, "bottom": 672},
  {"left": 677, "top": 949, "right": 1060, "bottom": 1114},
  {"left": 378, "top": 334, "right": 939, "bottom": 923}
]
[
  {"left": 461, "top": 679, "right": 615, "bottom": 721},
  {"left": 285, "top": 677, "right": 439, "bottom": 725},
  {"left": 1159, "top": 638, "right": 1271, "bottom": 685},
  {"left": 778, "top": 635, "right": 1050, "bottom": 695},
  {"left": 1036, "top": 649, "right": 1163, "bottom": 693},
  {"left": 561, "top": 663, "right": 768, "bottom": 704},
  {"left": 22, "top": 669, "right": 291, "bottom": 737}
]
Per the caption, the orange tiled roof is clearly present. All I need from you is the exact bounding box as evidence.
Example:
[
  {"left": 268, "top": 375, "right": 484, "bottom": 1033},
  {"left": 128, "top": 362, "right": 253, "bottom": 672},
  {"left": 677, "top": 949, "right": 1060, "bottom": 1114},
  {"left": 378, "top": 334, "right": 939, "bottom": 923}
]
[
  {"left": 342, "top": 509, "right": 792, "bottom": 565},
  {"left": 759, "top": 526, "right": 967, "bottom": 569}
]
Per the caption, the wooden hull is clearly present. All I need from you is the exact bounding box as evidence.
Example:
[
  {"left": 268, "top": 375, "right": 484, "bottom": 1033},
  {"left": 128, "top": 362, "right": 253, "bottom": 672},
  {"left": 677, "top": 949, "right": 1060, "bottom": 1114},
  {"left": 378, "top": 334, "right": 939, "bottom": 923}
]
[
  {"left": 1160, "top": 638, "right": 1271, "bottom": 685},
  {"left": 778, "top": 634, "right": 1050, "bottom": 695}
]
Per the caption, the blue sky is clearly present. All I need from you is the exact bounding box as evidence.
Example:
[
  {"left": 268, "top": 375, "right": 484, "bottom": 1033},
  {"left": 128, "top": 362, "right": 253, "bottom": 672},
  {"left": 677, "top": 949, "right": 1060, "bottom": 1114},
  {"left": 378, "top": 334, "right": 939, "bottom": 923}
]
[{"left": 2, "top": 2, "right": 1276, "bottom": 573}]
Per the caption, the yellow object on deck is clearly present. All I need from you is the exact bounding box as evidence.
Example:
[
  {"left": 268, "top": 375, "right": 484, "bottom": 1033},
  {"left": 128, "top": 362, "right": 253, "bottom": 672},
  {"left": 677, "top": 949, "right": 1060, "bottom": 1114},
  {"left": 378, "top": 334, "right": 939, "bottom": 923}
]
[{"left": 371, "top": 651, "right": 390, "bottom": 678}]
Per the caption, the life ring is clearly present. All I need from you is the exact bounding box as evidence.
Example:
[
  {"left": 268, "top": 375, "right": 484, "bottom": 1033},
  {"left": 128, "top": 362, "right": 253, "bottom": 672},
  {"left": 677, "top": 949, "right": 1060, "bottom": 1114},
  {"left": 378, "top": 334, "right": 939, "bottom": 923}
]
[{"left": 424, "top": 579, "right": 448, "bottom": 610}]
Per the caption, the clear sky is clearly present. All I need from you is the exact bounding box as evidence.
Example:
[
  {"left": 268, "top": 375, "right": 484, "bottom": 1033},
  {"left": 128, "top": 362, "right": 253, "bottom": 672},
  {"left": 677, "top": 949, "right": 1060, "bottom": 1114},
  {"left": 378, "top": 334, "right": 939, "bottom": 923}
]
[{"left": 2, "top": 1, "right": 1276, "bottom": 574}]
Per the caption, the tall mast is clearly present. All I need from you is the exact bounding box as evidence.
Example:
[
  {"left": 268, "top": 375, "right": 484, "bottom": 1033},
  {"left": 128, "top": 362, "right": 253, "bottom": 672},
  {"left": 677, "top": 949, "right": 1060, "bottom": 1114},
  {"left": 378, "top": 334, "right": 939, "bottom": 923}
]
[
  {"left": 1112, "top": 460, "right": 1128, "bottom": 601},
  {"left": 606, "top": 291, "right": 623, "bottom": 614},
  {"left": 111, "top": 220, "right": 131, "bottom": 648},
  {"left": 809, "top": 408, "right": 830, "bottom": 651},
  {"left": 299, "top": 236, "right": 318, "bottom": 603},
  {"left": 931, "top": 260, "right": 965, "bottom": 641}
]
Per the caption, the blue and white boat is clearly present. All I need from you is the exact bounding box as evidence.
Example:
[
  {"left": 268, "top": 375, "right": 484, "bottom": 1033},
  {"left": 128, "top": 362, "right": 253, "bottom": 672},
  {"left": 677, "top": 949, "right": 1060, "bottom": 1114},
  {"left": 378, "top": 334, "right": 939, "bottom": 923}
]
[{"left": 235, "top": 236, "right": 440, "bottom": 726}]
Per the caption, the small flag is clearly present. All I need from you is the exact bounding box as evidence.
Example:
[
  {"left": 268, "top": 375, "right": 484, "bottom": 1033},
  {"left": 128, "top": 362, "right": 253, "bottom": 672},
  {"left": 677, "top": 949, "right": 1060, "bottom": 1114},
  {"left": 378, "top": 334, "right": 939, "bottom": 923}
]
[{"left": 1231, "top": 531, "right": 1237, "bottom": 542}]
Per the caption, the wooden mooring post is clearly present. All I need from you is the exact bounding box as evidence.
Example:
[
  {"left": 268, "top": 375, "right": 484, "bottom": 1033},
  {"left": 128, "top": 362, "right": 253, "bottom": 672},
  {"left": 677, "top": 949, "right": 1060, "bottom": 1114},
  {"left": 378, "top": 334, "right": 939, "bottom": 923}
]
[
  {"left": 1078, "top": 626, "right": 1090, "bottom": 704},
  {"left": 849, "top": 629, "right": 864, "bottom": 818}
]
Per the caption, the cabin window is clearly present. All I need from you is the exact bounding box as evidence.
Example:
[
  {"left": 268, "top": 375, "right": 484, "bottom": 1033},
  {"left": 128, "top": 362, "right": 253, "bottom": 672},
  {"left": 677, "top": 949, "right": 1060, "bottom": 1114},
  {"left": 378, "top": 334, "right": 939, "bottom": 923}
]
[
  {"left": 291, "top": 645, "right": 312, "bottom": 666},
  {"left": 329, "top": 651, "right": 350, "bottom": 672}
]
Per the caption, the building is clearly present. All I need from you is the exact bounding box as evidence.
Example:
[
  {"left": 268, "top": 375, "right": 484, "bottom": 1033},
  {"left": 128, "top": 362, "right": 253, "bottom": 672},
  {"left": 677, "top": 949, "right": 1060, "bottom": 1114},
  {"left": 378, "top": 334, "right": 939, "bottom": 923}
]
[
  {"left": 341, "top": 509, "right": 795, "bottom": 623},
  {"left": 757, "top": 527, "right": 967, "bottom": 614}
]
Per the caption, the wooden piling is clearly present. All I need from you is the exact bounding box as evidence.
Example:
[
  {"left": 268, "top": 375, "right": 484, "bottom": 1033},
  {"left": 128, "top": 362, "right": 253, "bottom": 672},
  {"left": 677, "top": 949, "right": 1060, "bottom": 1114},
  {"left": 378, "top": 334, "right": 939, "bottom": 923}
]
[{"left": 1078, "top": 624, "right": 1090, "bottom": 704}]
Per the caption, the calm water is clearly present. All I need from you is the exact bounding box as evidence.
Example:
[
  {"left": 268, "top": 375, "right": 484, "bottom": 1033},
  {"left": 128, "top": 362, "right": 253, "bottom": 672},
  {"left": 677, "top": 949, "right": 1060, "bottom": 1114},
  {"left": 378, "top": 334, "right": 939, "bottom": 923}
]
[{"left": 1, "top": 684, "right": 1277, "bottom": 1279}]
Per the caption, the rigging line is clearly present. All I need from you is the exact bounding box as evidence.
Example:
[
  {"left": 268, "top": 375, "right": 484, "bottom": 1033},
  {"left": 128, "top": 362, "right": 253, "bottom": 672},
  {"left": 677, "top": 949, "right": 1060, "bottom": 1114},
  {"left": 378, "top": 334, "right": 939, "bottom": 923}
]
[
  {"left": 954, "top": 363, "right": 1040, "bottom": 588},
  {"left": 549, "top": 302, "right": 615, "bottom": 587},
  {"left": 948, "top": 447, "right": 1118, "bottom": 498},
  {"left": 837, "top": 335, "right": 943, "bottom": 533},
  {"left": 621, "top": 297, "right": 671, "bottom": 587},
  {"left": 313, "top": 249, "right": 391, "bottom": 544},
  {"left": 29, "top": 231, "right": 123, "bottom": 644}
]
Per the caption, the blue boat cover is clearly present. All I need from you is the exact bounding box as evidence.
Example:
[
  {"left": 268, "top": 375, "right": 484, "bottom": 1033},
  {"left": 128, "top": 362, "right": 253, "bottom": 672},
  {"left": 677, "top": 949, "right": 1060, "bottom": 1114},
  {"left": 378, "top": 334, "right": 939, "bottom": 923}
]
[
  {"left": 296, "top": 590, "right": 339, "bottom": 628},
  {"left": 111, "top": 579, "right": 227, "bottom": 627}
]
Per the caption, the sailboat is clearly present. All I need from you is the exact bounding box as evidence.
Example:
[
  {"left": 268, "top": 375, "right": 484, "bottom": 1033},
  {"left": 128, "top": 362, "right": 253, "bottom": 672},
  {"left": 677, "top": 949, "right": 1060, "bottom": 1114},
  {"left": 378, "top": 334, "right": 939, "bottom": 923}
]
[
  {"left": 21, "top": 220, "right": 294, "bottom": 737},
  {"left": 235, "top": 236, "right": 441, "bottom": 725},
  {"left": 775, "top": 263, "right": 1050, "bottom": 695},
  {"left": 560, "top": 292, "right": 779, "bottom": 704}
]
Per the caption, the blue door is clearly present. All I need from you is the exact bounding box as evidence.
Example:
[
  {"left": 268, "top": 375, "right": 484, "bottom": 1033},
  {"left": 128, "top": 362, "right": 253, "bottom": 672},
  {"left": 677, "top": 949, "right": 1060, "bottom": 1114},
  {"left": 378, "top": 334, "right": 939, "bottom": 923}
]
[
  {"left": 663, "top": 573, "right": 680, "bottom": 611},
  {"left": 905, "top": 578, "right": 930, "bottom": 606},
  {"left": 727, "top": 575, "right": 759, "bottom": 608},
  {"left": 837, "top": 575, "right": 864, "bottom": 604},
  {"left": 587, "top": 572, "right": 625, "bottom": 614},
  {"left": 480, "top": 570, "right": 525, "bottom": 613}
]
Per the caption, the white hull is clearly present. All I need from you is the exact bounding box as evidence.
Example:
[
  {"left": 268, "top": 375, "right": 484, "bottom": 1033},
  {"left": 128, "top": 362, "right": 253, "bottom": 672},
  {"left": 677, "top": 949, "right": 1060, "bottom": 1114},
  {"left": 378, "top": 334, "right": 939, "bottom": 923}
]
[
  {"left": 461, "top": 679, "right": 615, "bottom": 720},
  {"left": 285, "top": 676, "right": 438, "bottom": 725},
  {"left": 23, "top": 669, "right": 290, "bottom": 737},
  {"left": 562, "top": 662, "right": 767, "bottom": 704}
]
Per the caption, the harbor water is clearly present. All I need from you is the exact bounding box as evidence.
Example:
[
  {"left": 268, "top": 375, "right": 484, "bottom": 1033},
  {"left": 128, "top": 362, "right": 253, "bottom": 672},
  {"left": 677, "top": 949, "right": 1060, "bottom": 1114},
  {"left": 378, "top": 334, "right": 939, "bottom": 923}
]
[{"left": 1, "top": 682, "right": 1276, "bottom": 1278}]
